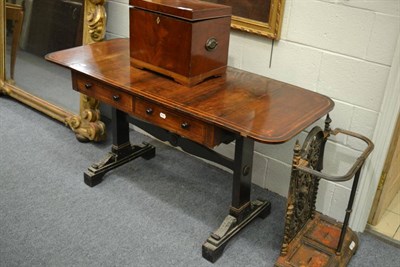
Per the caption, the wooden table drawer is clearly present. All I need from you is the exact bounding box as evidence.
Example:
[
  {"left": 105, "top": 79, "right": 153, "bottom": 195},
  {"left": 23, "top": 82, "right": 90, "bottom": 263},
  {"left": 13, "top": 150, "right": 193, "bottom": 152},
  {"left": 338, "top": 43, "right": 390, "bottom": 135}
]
[
  {"left": 73, "top": 72, "right": 133, "bottom": 113},
  {"left": 134, "top": 97, "right": 221, "bottom": 148}
]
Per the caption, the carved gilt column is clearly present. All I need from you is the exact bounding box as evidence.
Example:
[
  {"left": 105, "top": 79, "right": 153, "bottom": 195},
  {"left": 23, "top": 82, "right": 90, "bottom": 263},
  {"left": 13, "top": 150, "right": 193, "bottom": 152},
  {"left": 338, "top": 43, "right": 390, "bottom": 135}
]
[{"left": 67, "top": 0, "right": 107, "bottom": 142}]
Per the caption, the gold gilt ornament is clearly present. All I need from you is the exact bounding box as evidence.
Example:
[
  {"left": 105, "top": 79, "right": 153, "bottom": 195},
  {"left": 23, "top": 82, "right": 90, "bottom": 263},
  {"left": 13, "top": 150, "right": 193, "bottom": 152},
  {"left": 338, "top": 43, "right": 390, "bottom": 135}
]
[
  {"left": 0, "top": 1, "right": 108, "bottom": 143},
  {"left": 65, "top": 0, "right": 108, "bottom": 142}
]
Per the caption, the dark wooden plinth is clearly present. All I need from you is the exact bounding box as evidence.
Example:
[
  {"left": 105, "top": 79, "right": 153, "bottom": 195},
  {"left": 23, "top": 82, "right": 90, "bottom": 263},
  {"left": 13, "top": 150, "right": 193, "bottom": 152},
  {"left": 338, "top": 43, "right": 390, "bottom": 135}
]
[
  {"left": 84, "top": 142, "right": 156, "bottom": 187},
  {"left": 202, "top": 200, "right": 271, "bottom": 263}
]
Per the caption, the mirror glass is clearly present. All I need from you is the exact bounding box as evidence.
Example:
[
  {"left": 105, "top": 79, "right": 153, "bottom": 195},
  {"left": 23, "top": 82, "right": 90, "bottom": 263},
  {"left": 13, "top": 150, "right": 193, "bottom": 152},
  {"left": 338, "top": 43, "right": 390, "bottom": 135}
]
[{"left": 5, "top": 0, "right": 84, "bottom": 113}]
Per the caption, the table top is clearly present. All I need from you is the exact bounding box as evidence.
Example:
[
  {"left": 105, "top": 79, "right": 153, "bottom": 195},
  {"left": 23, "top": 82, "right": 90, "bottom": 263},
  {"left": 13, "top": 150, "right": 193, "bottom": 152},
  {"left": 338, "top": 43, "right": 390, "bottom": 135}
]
[{"left": 46, "top": 38, "right": 334, "bottom": 144}]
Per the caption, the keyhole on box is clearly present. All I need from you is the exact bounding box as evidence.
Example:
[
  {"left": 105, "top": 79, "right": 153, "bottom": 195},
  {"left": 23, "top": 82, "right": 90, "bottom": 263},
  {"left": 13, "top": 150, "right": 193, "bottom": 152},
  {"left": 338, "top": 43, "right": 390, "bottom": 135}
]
[{"left": 156, "top": 17, "right": 160, "bottom": 24}]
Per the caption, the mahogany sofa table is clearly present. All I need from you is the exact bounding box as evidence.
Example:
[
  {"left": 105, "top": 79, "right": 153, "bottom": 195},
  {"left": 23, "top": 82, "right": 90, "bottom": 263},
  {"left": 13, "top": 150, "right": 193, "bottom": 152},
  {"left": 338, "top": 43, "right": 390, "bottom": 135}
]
[{"left": 46, "top": 38, "right": 334, "bottom": 262}]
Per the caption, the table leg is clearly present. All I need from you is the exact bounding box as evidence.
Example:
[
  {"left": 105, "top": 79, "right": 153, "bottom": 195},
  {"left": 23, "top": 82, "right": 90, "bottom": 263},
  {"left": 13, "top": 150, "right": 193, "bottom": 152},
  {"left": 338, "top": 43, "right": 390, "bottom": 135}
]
[
  {"left": 84, "top": 108, "right": 156, "bottom": 187},
  {"left": 202, "top": 136, "right": 271, "bottom": 263},
  {"left": 6, "top": 3, "right": 24, "bottom": 81}
]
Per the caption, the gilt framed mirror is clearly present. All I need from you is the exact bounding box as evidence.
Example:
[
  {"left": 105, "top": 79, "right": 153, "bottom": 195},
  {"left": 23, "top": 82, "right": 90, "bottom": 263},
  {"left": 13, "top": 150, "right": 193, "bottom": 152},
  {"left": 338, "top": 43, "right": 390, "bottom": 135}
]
[
  {"left": 0, "top": 0, "right": 107, "bottom": 142},
  {"left": 203, "top": 0, "right": 285, "bottom": 39}
]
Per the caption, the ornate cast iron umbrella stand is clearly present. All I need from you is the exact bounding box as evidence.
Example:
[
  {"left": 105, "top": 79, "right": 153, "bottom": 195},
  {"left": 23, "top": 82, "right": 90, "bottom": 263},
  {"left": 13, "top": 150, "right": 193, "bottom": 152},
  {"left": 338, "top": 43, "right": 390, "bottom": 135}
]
[{"left": 276, "top": 115, "right": 374, "bottom": 267}]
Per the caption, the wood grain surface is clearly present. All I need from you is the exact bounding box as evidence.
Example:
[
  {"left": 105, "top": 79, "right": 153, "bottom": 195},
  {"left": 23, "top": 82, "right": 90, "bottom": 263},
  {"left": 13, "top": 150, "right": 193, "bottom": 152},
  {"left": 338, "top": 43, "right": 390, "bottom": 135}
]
[{"left": 46, "top": 38, "right": 334, "bottom": 144}]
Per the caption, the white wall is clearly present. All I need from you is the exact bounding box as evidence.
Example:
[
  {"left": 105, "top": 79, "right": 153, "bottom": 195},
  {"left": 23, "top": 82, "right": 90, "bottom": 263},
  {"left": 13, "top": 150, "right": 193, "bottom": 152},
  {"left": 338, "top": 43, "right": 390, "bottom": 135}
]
[{"left": 105, "top": 0, "right": 400, "bottom": 228}]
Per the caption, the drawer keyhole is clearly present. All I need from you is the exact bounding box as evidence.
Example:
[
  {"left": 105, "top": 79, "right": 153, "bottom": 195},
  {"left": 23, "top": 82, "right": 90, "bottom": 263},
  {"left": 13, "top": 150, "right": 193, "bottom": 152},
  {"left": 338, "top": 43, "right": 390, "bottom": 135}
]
[
  {"left": 146, "top": 108, "right": 153, "bottom": 115},
  {"left": 112, "top": 95, "right": 120, "bottom": 101},
  {"left": 84, "top": 83, "right": 93, "bottom": 89},
  {"left": 181, "top": 122, "right": 190, "bottom": 129}
]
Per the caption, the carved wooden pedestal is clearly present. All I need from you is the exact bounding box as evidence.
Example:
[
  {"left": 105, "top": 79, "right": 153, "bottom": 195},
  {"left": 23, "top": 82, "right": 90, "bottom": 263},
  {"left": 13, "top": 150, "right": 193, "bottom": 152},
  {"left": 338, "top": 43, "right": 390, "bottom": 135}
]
[{"left": 84, "top": 109, "right": 155, "bottom": 186}]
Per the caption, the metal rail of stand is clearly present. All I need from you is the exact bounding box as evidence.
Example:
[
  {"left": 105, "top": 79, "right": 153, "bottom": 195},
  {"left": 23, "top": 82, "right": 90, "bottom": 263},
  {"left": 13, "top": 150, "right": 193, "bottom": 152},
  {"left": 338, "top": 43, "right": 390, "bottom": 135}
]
[
  {"left": 294, "top": 128, "right": 374, "bottom": 255},
  {"left": 296, "top": 128, "right": 374, "bottom": 182}
]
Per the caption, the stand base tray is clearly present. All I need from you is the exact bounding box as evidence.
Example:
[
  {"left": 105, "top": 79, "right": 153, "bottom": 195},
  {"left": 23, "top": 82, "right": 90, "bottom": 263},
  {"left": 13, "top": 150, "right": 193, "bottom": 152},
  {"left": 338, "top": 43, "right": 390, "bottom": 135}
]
[{"left": 275, "top": 213, "right": 358, "bottom": 267}]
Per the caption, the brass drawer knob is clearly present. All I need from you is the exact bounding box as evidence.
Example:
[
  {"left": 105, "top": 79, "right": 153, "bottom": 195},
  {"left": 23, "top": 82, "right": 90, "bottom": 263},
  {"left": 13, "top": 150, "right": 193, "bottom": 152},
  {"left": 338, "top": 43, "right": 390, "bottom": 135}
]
[
  {"left": 112, "top": 95, "right": 120, "bottom": 101},
  {"left": 181, "top": 122, "right": 190, "bottom": 129},
  {"left": 146, "top": 108, "right": 153, "bottom": 115},
  {"left": 84, "top": 83, "right": 93, "bottom": 89}
]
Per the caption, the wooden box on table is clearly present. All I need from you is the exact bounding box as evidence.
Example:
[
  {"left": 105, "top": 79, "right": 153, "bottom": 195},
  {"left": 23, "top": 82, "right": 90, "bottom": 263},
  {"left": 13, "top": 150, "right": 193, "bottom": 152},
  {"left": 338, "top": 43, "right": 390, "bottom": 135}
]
[{"left": 129, "top": 0, "right": 231, "bottom": 87}]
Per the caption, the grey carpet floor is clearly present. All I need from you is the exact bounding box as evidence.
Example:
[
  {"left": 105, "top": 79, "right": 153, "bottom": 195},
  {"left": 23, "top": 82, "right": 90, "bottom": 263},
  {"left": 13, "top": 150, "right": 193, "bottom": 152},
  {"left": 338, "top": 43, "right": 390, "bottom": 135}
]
[{"left": 0, "top": 96, "right": 399, "bottom": 266}]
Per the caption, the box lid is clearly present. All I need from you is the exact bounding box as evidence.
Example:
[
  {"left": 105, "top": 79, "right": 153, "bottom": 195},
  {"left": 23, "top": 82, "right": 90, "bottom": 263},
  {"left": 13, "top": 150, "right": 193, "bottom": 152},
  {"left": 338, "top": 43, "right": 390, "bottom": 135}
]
[{"left": 130, "top": 0, "right": 232, "bottom": 21}]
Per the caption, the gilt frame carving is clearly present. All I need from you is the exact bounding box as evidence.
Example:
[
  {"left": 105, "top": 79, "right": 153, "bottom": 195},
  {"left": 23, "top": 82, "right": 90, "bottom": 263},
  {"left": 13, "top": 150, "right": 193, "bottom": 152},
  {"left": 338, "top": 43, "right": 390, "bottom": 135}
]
[
  {"left": 203, "top": 0, "right": 285, "bottom": 39},
  {"left": 0, "top": 0, "right": 107, "bottom": 142}
]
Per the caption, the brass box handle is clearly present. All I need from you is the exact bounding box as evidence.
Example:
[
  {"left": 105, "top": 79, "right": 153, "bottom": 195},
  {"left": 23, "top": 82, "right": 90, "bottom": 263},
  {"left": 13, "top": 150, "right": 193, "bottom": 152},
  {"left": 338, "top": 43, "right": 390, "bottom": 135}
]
[{"left": 205, "top": 38, "right": 218, "bottom": 51}]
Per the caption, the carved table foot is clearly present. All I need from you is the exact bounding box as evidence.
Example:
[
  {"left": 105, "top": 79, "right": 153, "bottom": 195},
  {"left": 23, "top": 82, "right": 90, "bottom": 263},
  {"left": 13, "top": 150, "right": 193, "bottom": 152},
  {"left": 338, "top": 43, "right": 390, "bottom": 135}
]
[
  {"left": 202, "top": 199, "right": 271, "bottom": 263},
  {"left": 84, "top": 142, "right": 155, "bottom": 187}
]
